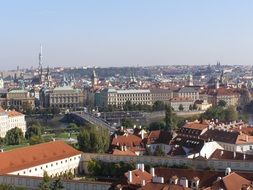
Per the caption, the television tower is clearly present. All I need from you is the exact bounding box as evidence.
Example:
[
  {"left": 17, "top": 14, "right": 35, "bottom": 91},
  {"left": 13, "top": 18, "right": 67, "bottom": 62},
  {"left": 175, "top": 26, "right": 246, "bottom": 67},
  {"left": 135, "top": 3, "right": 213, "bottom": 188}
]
[{"left": 38, "top": 45, "right": 44, "bottom": 83}]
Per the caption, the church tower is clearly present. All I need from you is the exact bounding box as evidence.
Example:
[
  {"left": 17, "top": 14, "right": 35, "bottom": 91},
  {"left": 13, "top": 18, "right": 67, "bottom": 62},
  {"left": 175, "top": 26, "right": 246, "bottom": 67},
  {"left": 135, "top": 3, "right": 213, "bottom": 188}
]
[
  {"left": 91, "top": 68, "right": 98, "bottom": 87},
  {"left": 188, "top": 74, "right": 193, "bottom": 86}
]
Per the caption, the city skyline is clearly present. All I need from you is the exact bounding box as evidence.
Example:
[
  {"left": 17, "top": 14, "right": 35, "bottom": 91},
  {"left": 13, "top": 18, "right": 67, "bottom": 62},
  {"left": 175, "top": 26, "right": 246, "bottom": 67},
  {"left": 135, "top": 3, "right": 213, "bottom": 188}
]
[{"left": 1, "top": 1, "right": 253, "bottom": 69}]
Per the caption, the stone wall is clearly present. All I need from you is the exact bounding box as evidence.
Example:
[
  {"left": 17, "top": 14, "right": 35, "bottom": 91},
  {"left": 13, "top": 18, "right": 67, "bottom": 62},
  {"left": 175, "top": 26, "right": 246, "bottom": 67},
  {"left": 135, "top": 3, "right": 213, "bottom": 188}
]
[
  {"left": 83, "top": 153, "right": 253, "bottom": 172},
  {"left": 0, "top": 174, "right": 111, "bottom": 190}
]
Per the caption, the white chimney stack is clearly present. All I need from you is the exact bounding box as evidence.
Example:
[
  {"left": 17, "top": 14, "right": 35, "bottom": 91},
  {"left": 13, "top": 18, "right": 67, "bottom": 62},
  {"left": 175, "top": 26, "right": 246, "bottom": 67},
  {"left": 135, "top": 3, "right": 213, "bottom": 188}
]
[
  {"left": 152, "top": 176, "right": 164, "bottom": 184},
  {"left": 128, "top": 171, "right": 133, "bottom": 183},
  {"left": 141, "top": 130, "right": 145, "bottom": 139},
  {"left": 233, "top": 151, "right": 236, "bottom": 159},
  {"left": 140, "top": 164, "right": 145, "bottom": 172},
  {"left": 150, "top": 168, "right": 155, "bottom": 177},
  {"left": 243, "top": 153, "right": 246, "bottom": 160},
  {"left": 170, "top": 176, "right": 178, "bottom": 184},
  {"left": 0, "top": 149, "right": 3, "bottom": 153},
  {"left": 220, "top": 150, "right": 224, "bottom": 156},
  {"left": 225, "top": 167, "right": 231, "bottom": 176},
  {"left": 141, "top": 180, "right": 146, "bottom": 186},
  {"left": 179, "top": 177, "right": 188, "bottom": 188}
]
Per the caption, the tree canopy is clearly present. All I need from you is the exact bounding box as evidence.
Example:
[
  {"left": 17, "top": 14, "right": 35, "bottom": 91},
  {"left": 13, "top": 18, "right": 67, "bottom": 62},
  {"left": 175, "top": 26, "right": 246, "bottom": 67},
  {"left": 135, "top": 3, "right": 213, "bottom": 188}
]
[
  {"left": 5, "top": 127, "right": 24, "bottom": 145},
  {"left": 149, "top": 121, "right": 165, "bottom": 131},
  {"left": 25, "top": 124, "right": 42, "bottom": 140},
  {"left": 77, "top": 126, "right": 109, "bottom": 153},
  {"left": 152, "top": 101, "right": 165, "bottom": 111},
  {"left": 121, "top": 118, "right": 133, "bottom": 128},
  {"left": 218, "top": 100, "right": 227, "bottom": 107},
  {"left": 165, "top": 105, "right": 178, "bottom": 131},
  {"left": 200, "top": 105, "right": 238, "bottom": 122}
]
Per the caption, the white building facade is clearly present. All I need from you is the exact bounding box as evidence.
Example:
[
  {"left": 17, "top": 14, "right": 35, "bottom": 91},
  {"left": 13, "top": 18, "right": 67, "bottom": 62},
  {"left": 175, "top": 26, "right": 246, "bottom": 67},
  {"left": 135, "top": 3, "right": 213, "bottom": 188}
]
[{"left": 0, "top": 109, "right": 26, "bottom": 138}]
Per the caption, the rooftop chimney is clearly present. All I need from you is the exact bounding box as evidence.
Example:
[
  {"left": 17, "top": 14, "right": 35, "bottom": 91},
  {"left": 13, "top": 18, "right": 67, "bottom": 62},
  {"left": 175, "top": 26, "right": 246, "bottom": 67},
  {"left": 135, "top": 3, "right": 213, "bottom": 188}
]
[
  {"left": 0, "top": 149, "right": 3, "bottom": 153},
  {"left": 141, "top": 180, "right": 146, "bottom": 187},
  {"left": 115, "top": 134, "right": 118, "bottom": 139},
  {"left": 233, "top": 151, "right": 236, "bottom": 159},
  {"left": 220, "top": 150, "right": 224, "bottom": 157},
  {"left": 150, "top": 168, "right": 155, "bottom": 177},
  {"left": 152, "top": 176, "right": 164, "bottom": 184},
  {"left": 128, "top": 171, "right": 133, "bottom": 183},
  {"left": 243, "top": 153, "right": 246, "bottom": 160},
  {"left": 141, "top": 130, "right": 145, "bottom": 139},
  {"left": 246, "top": 135, "right": 249, "bottom": 142},
  {"left": 179, "top": 177, "right": 188, "bottom": 188},
  {"left": 225, "top": 167, "right": 231, "bottom": 176},
  {"left": 191, "top": 177, "right": 200, "bottom": 189},
  {"left": 140, "top": 163, "right": 145, "bottom": 172},
  {"left": 170, "top": 176, "right": 178, "bottom": 184}
]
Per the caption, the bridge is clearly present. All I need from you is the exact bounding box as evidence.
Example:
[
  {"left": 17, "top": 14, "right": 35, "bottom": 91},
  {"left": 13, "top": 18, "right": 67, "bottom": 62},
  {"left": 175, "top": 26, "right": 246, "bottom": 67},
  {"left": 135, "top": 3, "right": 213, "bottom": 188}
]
[{"left": 70, "top": 112, "right": 117, "bottom": 132}]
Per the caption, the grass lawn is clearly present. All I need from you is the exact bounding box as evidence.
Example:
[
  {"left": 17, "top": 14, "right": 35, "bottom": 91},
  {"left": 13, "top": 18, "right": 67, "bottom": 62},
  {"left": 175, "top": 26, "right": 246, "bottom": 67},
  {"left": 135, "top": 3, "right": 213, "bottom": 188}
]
[
  {"left": 2, "top": 142, "right": 29, "bottom": 151},
  {"left": 42, "top": 132, "right": 78, "bottom": 140}
]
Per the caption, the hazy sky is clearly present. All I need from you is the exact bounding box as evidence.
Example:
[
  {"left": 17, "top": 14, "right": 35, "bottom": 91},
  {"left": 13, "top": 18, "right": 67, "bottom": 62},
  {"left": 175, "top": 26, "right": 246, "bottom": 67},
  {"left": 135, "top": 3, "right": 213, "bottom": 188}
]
[{"left": 1, "top": 0, "right": 253, "bottom": 69}]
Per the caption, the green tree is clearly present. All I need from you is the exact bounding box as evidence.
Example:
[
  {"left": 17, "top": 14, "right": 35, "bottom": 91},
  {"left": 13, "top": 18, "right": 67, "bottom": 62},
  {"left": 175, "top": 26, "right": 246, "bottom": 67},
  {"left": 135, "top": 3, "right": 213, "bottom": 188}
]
[
  {"left": 5, "top": 127, "right": 24, "bottom": 145},
  {"left": 201, "top": 106, "right": 225, "bottom": 121},
  {"left": 121, "top": 118, "right": 133, "bottom": 128},
  {"left": 0, "top": 184, "right": 26, "bottom": 190},
  {"left": 165, "top": 105, "right": 177, "bottom": 131},
  {"left": 38, "top": 171, "right": 51, "bottom": 190},
  {"left": 218, "top": 100, "right": 227, "bottom": 107},
  {"left": 0, "top": 137, "right": 4, "bottom": 147},
  {"left": 224, "top": 106, "right": 238, "bottom": 122},
  {"left": 149, "top": 121, "right": 165, "bottom": 131},
  {"left": 154, "top": 146, "right": 165, "bottom": 156},
  {"left": 245, "top": 100, "right": 253, "bottom": 113},
  {"left": 201, "top": 105, "right": 238, "bottom": 122},
  {"left": 152, "top": 101, "right": 165, "bottom": 111},
  {"left": 67, "top": 123, "right": 79, "bottom": 136},
  {"left": 25, "top": 124, "right": 42, "bottom": 140},
  {"left": 77, "top": 126, "right": 109, "bottom": 153},
  {"left": 22, "top": 101, "right": 33, "bottom": 115},
  {"left": 29, "top": 135, "right": 44, "bottom": 145},
  {"left": 49, "top": 177, "right": 64, "bottom": 190},
  {"left": 178, "top": 104, "right": 184, "bottom": 111},
  {"left": 193, "top": 103, "right": 198, "bottom": 110},
  {"left": 123, "top": 100, "right": 133, "bottom": 111}
]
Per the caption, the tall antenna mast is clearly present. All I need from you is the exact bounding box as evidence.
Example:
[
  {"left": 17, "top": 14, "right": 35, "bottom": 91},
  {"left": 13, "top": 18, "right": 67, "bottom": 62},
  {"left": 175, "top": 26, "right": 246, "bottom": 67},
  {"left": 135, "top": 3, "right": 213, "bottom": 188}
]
[{"left": 39, "top": 44, "right": 43, "bottom": 68}]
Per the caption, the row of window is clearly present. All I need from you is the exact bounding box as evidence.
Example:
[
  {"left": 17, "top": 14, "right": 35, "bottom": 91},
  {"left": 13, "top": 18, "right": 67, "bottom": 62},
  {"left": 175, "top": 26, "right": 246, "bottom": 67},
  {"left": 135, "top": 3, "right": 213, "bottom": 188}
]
[{"left": 17, "top": 156, "right": 81, "bottom": 175}]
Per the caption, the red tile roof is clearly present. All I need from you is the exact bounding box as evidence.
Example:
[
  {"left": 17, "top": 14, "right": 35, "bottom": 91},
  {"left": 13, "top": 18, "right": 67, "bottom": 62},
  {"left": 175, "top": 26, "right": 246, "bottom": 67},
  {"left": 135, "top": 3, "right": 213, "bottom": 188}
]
[
  {"left": 145, "top": 130, "right": 172, "bottom": 145},
  {"left": 111, "top": 134, "right": 143, "bottom": 147},
  {"left": 0, "top": 141, "right": 81, "bottom": 174},
  {"left": 211, "top": 172, "right": 251, "bottom": 190},
  {"left": 125, "top": 169, "right": 152, "bottom": 186},
  {"left": 138, "top": 183, "right": 191, "bottom": 190},
  {"left": 7, "top": 110, "right": 23, "bottom": 117},
  {"left": 112, "top": 149, "right": 136, "bottom": 156},
  {"left": 184, "top": 122, "right": 208, "bottom": 130},
  {"left": 209, "top": 149, "right": 253, "bottom": 161}
]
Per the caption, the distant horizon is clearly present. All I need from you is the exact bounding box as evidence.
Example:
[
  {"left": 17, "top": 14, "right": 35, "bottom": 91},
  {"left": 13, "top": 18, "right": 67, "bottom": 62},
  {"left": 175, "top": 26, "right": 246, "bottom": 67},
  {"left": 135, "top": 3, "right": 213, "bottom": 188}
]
[
  {"left": 1, "top": 1, "right": 253, "bottom": 69},
  {"left": 1, "top": 63, "right": 252, "bottom": 73}
]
